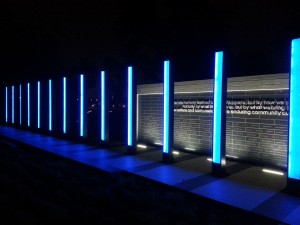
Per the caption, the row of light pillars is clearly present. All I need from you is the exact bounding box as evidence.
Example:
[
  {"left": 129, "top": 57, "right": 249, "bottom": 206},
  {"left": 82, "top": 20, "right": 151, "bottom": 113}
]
[
  {"left": 6, "top": 78, "right": 76, "bottom": 134},
  {"left": 5, "top": 74, "right": 111, "bottom": 142},
  {"left": 3, "top": 38, "right": 300, "bottom": 187},
  {"left": 159, "top": 51, "right": 227, "bottom": 175},
  {"left": 148, "top": 39, "right": 300, "bottom": 185}
]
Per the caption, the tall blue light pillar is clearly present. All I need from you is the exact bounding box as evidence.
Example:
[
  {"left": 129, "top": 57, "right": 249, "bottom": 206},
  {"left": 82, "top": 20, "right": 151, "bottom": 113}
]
[
  {"left": 5, "top": 87, "right": 8, "bottom": 123},
  {"left": 163, "top": 60, "right": 174, "bottom": 163},
  {"left": 49, "top": 79, "right": 52, "bottom": 131},
  {"left": 37, "top": 81, "right": 40, "bottom": 129},
  {"left": 79, "top": 74, "right": 87, "bottom": 138},
  {"left": 11, "top": 86, "right": 14, "bottom": 124},
  {"left": 288, "top": 38, "right": 300, "bottom": 189},
  {"left": 100, "top": 71, "right": 109, "bottom": 144},
  {"left": 127, "top": 66, "right": 137, "bottom": 154},
  {"left": 63, "top": 77, "right": 68, "bottom": 134},
  {"left": 19, "top": 84, "right": 22, "bottom": 125},
  {"left": 27, "top": 83, "right": 30, "bottom": 127},
  {"left": 212, "top": 51, "right": 227, "bottom": 176}
]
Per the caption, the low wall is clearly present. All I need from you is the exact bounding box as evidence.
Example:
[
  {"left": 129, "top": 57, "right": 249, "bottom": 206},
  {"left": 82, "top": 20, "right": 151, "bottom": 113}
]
[{"left": 137, "top": 73, "right": 289, "bottom": 168}]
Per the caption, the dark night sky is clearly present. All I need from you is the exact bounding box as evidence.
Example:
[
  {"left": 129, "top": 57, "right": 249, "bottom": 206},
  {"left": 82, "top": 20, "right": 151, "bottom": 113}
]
[{"left": 1, "top": 0, "right": 300, "bottom": 85}]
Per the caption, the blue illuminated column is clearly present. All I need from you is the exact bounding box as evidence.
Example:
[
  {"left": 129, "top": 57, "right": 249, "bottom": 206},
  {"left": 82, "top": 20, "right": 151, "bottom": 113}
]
[
  {"left": 19, "top": 84, "right": 22, "bottom": 125},
  {"left": 80, "top": 74, "right": 85, "bottom": 137},
  {"left": 100, "top": 71, "right": 109, "bottom": 143},
  {"left": 212, "top": 51, "right": 227, "bottom": 175},
  {"left": 37, "top": 81, "right": 40, "bottom": 129},
  {"left": 27, "top": 83, "right": 30, "bottom": 127},
  {"left": 288, "top": 38, "right": 300, "bottom": 185},
  {"left": 5, "top": 87, "right": 8, "bottom": 123},
  {"left": 49, "top": 79, "right": 52, "bottom": 131},
  {"left": 12, "top": 86, "right": 14, "bottom": 124},
  {"left": 163, "top": 60, "right": 174, "bottom": 162},
  {"left": 63, "top": 77, "right": 67, "bottom": 134},
  {"left": 127, "top": 66, "right": 137, "bottom": 154}
]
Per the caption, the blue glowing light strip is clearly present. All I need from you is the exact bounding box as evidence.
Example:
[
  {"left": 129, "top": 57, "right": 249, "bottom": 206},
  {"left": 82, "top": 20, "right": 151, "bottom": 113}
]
[
  {"left": 289, "top": 38, "right": 300, "bottom": 180},
  {"left": 101, "top": 71, "right": 105, "bottom": 141},
  {"left": 128, "top": 66, "right": 133, "bottom": 146},
  {"left": 213, "top": 51, "right": 223, "bottom": 164},
  {"left": 27, "top": 83, "right": 30, "bottom": 126},
  {"left": 63, "top": 77, "right": 66, "bottom": 134},
  {"left": 163, "top": 60, "right": 170, "bottom": 153},
  {"left": 5, "top": 87, "right": 8, "bottom": 123},
  {"left": 80, "top": 74, "right": 84, "bottom": 137},
  {"left": 12, "top": 86, "right": 14, "bottom": 124},
  {"left": 19, "top": 84, "right": 22, "bottom": 125},
  {"left": 37, "top": 81, "right": 40, "bottom": 128},
  {"left": 49, "top": 79, "right": 52, "bottom": 131}
]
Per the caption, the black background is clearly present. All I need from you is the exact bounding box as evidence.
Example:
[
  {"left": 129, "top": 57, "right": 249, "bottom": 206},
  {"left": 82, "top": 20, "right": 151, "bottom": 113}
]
[{"left": 1, "top": 0, "right": 300, "bottom": 85}]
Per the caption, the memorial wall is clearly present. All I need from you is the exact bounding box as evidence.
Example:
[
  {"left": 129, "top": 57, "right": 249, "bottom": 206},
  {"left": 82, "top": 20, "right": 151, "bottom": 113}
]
[{"left": 137, "top": 74, "right": 289, "bottom": 168}]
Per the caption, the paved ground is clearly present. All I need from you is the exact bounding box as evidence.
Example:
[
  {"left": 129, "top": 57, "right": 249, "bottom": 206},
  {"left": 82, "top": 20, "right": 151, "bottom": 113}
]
[{"left": 0, "top": 125, "right": 299, "bottom": 224}]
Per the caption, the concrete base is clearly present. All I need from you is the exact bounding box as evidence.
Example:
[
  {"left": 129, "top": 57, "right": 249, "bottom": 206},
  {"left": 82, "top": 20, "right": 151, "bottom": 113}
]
[
  {"left": 285, "top": 178, "right": 300, "bottom": 195},
  {"left": 212, "top": 162, "right": 226, "bottom": 177},
  {"left": 162, "top": 152, "right": 174, "bottom": 164},
  {"left": 126, "top": 146, "right": 137, "bottom": 155},
  {"left": 100, "top": 140, "right": 110, "bottom": 148}
]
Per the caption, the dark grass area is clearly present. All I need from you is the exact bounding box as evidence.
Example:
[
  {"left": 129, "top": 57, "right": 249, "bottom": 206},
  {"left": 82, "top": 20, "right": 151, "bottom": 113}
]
[{"left": 0, "top": 138, "right": 285, "bottom": 225}]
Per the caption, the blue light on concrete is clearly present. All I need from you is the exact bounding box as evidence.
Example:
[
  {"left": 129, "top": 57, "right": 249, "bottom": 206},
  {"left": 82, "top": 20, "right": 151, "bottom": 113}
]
[
  {"left": 213, "top": 51, "right": 223, "bottom": 164},
  {"left": 63, "top": 77, "right": 66, "bottom": 134},
  {"left": 5, "top": 87, "right": 8, "bottom": 123},
  {"left": 289, "top": 38, "right": 300, "bottom": 180},
  {"left": 49, "top": 79, "right": 52, "bottom": 131},
  {"left": 128, "top": 66, "right": 133, "bottom": 146},
  {"left": 80, "top": 74, "right": 84, "bottom": 137},
  {"left": 27, "top": 83, "right": 30, "bottom": 126},
  {"left": 163, "top": 60, "right": 170, "bottom": 153},
  {"left": 101, "top": 71, "right": 105, "bottom": 141},
  {"left": 37, "top": 81, "right": 40, "bottom": 128},
  {"left": 12, "top": 86, "right": 14, "bottom": 124},
  {"left": 19, "top": 84, "right": 21, "bottom": 125}
]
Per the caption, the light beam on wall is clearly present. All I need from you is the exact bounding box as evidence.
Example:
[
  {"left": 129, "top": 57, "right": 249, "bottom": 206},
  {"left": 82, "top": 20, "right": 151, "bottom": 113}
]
[
  {"left": 37, "top": 81, "right": 40, "bottom": 128},
  {"left": 163, "top": 60, "right": 170, "bottom": 153},
  {"left": 5, "top": 87, "right": 8, "bottom": 123},
  {"left": 101, "top": 71, "right": 106, "bottom": 141},
  {"left": 289, "top": 38, "right": 300, "bottom": 180},
  {"left": 12, "top": 86, "right": 14, "bottom": 124},
  {"left": 49, "top": 79, "right": 52, "bottom": 131},
  {"left": 80, "top": 74, "right": 84, "bottom": 137},
  {"left": 19, "top": 84, "right": 21, "bottom": 125},
  {"left": 63, "top": 77, "right": 66, "bottom": 134},
  {"left": 213, "top": 51, "right": 223, "bottom": 164},
  {"left": 128, "top": 66, "right": 133, "bottom": 146},
  {"left": 27, "top": 83, "right": 30, "bottom": 126}
]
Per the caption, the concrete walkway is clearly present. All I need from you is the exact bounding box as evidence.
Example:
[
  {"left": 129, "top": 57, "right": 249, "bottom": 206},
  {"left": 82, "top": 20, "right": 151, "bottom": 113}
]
[{"left": 0, "top": 125, "right": 299, "bottom": 224}]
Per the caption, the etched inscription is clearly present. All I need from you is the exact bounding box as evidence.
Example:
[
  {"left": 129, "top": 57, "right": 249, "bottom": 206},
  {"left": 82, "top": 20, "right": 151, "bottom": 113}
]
[{"left": 174, "top": 98, "right": 288, "bottom": 116}]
